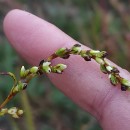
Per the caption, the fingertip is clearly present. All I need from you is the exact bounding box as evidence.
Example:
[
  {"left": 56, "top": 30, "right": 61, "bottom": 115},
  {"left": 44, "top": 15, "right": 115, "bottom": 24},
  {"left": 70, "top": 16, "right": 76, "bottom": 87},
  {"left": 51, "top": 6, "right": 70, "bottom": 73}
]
[
  {"left": 3, "top": 9, "right": 30, "bottom": 37},
  {"left": 3, "top": 9, "right": 75, "bottom": 65}
]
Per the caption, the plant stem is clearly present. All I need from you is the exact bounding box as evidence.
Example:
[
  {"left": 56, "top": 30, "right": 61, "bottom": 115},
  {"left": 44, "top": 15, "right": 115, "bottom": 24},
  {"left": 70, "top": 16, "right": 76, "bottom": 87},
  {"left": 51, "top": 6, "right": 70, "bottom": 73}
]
[{"left": 21, "top": 91, "right": 36, "bottom": 130}]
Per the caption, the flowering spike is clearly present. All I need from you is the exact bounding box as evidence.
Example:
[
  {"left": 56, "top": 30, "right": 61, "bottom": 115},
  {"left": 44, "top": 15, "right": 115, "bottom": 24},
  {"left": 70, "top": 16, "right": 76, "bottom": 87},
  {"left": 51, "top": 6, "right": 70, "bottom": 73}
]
[{"left": 1, "top": 43, "right": 130, "bottom": 119}]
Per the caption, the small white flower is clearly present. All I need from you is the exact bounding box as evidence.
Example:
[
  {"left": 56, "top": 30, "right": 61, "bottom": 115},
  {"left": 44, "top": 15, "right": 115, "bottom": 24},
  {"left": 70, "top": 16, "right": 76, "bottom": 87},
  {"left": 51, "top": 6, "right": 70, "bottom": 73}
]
[
  {"left": 58, "top": 64, "right": 67, "bottom": 70},
  {"left": 8, "top": 107, "right": 17, "bottom": 115},
  {"left": 17, "top": 110, "right": 24, "bottom": 115},
  {"left": 42, "top": 62, "right": 51, "bottom": 67}
]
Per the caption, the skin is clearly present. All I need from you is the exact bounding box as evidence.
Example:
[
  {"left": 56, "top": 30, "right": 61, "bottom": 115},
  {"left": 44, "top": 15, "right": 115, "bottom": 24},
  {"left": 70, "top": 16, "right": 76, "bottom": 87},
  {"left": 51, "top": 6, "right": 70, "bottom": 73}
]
[{"left": 3, "top": 9, "right": 130, "bottom": 130}]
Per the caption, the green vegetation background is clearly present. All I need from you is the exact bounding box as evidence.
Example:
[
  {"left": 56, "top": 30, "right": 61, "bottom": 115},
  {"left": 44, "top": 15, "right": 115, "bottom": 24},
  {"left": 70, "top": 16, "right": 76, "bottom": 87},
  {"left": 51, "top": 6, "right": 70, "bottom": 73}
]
[{"left": 0, "top": 0, "right": 130, "bottom": 130}]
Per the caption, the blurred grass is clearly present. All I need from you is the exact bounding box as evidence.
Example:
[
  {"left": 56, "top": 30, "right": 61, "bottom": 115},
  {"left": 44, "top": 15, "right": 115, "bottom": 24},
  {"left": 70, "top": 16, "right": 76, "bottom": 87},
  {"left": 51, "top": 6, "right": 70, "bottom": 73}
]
[{"left": 0, "top": 0, "right": 130, "bottom": 130}]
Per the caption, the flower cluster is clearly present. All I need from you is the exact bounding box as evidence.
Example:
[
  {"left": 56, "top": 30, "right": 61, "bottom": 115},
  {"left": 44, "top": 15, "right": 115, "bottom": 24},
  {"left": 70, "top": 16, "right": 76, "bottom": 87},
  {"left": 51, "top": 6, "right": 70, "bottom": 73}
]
[
  {"left": 0, "top": 43, "right": 130, "bottom": 118},
  {"left": 0, "top": 107, "right": 23, "bottom": 118}
]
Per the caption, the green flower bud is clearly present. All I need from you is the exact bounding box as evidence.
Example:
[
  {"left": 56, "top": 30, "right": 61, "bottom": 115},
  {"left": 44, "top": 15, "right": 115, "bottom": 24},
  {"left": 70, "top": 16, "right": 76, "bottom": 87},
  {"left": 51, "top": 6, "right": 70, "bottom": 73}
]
[
  {"left": 20, "top": 66, "right": 25, "bottom": 77},
  {"left": 30, "top": 66, "right": 38, "bottom": 74},
  {"left": 99, "top": 51, "right": 108, "bottom": 58},
  {"left": 100, "top": 64, "right": 108, "bottom": 74},
  {"left": 71, "top": 44, "right": 82, "bottom": 54},
  {"left": 13, "top": 82, "right": 27, "bottom": 93},
  {"left": 8, "top": 107, "right": 23, "bottom": 118},
  {"left": 121, "top": 78, "right": 130, "bottom": 87},
  {"left": 42, "top": 62, "right": 51, "bottom": 73},
  {"left": 0, "top": 108, "right": 8, "bottom": 116},
  {"left": 13, "top": 85, "right": 19, "bottom": 93},
  {"left": 20, "top": 66, "right": 29, "bottom": 78},
  {"left": 52, "top": 64, "right": 67, "bottom": 74},
  {"left": 55, "top": 48, "right": 66, "bottom": 55},
  {"left": 106, "top": 65, "right": 113, "bottom": 72},
  {"left": 55, "top": 48, "right": 70, "bottom": 59},
  {"left": 12, "top": 114, "right": 19, "bottom": 118},
  {"left": 95, "top": 57, "right": 105, "bottom": 64},
  {"left": 80, "top": 50, "right": 91, "bottom": 61},
  {"left": 109, "top": 74, "right": 119, "bottom": 86},
  {"left": 18, "top": 82, "right": 27, "bottom": 90},
  {"left": 90, "top": 50, "right": 100, "bottom": 54},
  {"left": 90, "top": 50, "right": 107, "bottom": 58}
]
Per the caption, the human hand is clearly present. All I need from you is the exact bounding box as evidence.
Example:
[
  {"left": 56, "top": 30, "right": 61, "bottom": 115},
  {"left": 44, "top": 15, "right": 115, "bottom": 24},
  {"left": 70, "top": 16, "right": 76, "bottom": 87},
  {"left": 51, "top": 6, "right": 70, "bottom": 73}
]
[{"left": 3, "top": 9, "right": 130, "bottom": 130}]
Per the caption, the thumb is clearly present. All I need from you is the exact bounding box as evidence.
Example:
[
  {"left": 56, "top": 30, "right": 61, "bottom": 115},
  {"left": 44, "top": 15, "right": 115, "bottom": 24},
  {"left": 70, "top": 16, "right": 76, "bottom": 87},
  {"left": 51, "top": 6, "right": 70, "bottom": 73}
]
[{"left": 3, "top": 9, "right": 130, "bottom": 130}]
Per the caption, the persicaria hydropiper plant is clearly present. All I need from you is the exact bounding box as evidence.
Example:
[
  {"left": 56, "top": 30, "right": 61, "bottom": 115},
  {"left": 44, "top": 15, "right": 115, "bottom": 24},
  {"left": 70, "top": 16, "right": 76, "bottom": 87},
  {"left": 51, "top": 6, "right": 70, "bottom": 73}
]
[{"left": 0, "top": 44, "right": 130, "bottom": 118}]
